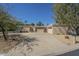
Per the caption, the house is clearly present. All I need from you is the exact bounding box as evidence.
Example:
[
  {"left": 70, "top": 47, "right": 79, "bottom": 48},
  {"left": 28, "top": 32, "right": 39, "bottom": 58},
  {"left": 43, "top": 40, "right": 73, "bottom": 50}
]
[
  {"left": 35, "top": 26, "right": 47, "bottom": 32},
  {"left": 20, "top": 24, "right": 47, "bottom": 33},
  {"left": 20, "top": 24, "right": 34, "bottom": 33},
  {"left": 20, "top": 23, "right": 68, "bottom": 35}
]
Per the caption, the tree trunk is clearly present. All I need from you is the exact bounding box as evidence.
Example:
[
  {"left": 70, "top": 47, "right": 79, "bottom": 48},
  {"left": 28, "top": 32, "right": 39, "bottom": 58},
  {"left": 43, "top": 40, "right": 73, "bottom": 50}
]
[
  {"left": 75, "top": 35, "right": 76, "bottom": 43},
  {"left": 66, "top": 27, "right": 70, "bottom": 35},
  {"left": 0, "top": 25, "right": 7, "bottom": 40},
  {"left": 74, "top": 28, "right": 78, "bottom": 43}
]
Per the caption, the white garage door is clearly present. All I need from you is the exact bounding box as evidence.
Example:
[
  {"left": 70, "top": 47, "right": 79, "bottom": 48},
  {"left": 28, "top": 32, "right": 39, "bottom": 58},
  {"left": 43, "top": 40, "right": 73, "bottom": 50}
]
[{"left": 37, "top": 29, "right": 44, "bottom": 32}]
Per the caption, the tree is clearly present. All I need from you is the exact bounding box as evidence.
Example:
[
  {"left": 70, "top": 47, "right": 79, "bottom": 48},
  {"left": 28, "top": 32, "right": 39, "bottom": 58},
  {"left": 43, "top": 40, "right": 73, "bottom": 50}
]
[
  {"left": 36, "top": 21, "right": 44, "bottom": 26},
  {"left": 0, "top": 6, "right": 23, "bottom": 40},
  {"left": 47, "top": 24, "right": 49, "bottom": 26},
  {"left": 7, "top": 17, "right": 24, "bottom": 31},
  {"left": 0, "top": 6, "right": 11, "bottom": 40},
  {"left": 54, "top": 4, "right": 79, "bottom": 42},
  {"left": 31, "top": 23, "right": 35, "bottom": 26},
  {"left": 25, "top": 20, "right": 27, "bottom": 24}
]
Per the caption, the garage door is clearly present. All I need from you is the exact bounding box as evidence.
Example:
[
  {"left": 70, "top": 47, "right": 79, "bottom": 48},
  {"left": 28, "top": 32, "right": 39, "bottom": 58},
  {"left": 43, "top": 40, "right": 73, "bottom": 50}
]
[{"left": 37, "top": 29, "right": 44, "bottom": 32}]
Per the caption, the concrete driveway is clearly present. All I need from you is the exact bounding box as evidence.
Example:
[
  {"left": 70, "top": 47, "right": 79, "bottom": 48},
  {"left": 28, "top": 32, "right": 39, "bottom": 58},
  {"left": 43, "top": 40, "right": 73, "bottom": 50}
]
[{"left": 5, "top": 32, "right": 79, "bottom": 56}]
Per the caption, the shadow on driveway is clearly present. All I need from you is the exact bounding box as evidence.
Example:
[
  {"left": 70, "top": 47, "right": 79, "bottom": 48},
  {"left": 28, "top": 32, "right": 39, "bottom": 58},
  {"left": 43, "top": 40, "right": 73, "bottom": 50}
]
[{"left": 59, "top": 49, "right": 79, "bottom": 56}]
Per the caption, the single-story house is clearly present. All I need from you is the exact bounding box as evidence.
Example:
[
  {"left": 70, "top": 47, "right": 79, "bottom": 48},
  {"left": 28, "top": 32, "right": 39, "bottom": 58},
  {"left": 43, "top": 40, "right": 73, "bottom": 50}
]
[
  {"left": 20, "top": 24, "right": 47, "bottom": 33},
  {"left": 20, "top": 24, "right": 34, "bottom": 33},
  {"left": 35, "top": 26, "right": 47, "bottom": 32},
  {"left": 19, "top": 24, "right": 68, "bottom": 35}
]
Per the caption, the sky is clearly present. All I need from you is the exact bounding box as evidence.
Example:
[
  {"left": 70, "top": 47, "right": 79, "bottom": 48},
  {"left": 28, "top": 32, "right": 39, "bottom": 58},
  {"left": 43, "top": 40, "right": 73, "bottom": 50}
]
[{"left": 0, "top": 3, "right": 55, "bottom": 25}]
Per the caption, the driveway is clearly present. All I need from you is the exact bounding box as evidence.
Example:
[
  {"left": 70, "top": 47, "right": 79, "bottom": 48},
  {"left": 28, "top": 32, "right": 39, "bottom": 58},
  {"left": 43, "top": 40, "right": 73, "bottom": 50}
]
[{"left": 5, "top": 32, "right": 79, "bottom": 56}]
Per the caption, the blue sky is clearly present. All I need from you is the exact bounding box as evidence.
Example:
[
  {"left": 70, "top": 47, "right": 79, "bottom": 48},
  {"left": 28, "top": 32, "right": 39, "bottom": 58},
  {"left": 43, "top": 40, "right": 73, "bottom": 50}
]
[{"left": 0, "top": 3, "right": 55, "bottom": 25}]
